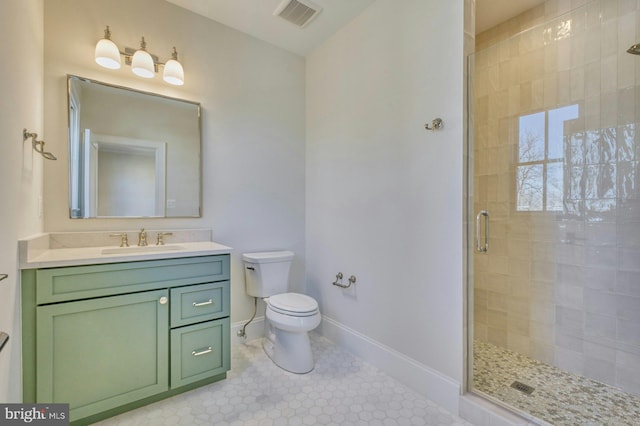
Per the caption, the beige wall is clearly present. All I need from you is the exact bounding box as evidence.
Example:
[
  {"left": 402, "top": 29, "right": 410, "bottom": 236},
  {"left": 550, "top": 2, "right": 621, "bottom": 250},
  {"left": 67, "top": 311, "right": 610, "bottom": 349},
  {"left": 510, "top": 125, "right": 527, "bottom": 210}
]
[
  {"left": 43, "top": 0, "right": 307, "bottom": 324},
  {"left": 476, "top": 0, "right": 593, "bottom": 52}
]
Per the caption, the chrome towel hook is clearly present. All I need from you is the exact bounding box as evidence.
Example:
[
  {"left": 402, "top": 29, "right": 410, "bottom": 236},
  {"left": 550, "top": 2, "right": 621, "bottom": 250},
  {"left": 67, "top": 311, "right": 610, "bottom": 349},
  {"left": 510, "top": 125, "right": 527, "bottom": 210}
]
[
  {"left": 424, "top": 118, "right": 443, "bottom": 131},
  {"left": 23, "top": 128, "right": 57, "bottom": 160}
]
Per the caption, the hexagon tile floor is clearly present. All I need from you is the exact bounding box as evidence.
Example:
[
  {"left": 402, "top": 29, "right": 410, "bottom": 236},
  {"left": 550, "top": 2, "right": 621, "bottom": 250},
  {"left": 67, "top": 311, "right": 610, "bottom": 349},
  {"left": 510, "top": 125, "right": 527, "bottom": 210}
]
[{"left": 96, "top": 333, "right": 473, "bottom": 426}]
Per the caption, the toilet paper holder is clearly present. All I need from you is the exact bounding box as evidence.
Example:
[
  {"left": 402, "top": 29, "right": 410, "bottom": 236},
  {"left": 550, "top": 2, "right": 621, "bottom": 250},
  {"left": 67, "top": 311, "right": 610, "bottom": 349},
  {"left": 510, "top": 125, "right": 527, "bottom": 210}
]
[{"left": 332, "top": 272, "right": 356, "bottom": 289}]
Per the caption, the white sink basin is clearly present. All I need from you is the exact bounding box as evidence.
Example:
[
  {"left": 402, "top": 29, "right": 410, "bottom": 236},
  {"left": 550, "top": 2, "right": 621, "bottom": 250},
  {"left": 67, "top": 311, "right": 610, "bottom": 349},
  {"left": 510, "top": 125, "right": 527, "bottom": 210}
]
[{"left": 101, "top": 245, "right": 184, "bottom": 255}]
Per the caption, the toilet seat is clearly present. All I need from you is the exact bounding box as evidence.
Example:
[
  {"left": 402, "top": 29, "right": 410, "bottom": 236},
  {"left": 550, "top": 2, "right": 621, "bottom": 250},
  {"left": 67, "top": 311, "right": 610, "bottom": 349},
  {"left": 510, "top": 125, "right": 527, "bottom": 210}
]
[{"left": 267, "top": 293, "right": 318, "bottom": 317}]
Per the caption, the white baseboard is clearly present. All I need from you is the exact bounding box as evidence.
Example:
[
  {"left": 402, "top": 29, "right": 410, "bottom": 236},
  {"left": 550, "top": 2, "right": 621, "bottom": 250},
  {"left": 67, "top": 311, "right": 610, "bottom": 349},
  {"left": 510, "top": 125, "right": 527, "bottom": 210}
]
[
  {"left": 231, "top": 316, "right": 265, "bottom": 346},
  {"left": 318, "top": 316, "right": 461, "bottom": 415}
]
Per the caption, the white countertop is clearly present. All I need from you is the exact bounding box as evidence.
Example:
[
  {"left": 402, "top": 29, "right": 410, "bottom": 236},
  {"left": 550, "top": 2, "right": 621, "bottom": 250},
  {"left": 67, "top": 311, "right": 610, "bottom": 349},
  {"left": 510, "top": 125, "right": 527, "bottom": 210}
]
[{"left": 19, "top": 230, "right": 233, "bottom": 269}]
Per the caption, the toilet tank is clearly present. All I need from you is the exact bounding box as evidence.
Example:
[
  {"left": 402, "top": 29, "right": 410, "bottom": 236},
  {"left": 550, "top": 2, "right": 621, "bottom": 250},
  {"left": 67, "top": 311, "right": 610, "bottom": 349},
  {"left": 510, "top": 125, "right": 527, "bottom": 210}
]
[{"left": 242, "top": 251, "right": 294, "bottom": 298}]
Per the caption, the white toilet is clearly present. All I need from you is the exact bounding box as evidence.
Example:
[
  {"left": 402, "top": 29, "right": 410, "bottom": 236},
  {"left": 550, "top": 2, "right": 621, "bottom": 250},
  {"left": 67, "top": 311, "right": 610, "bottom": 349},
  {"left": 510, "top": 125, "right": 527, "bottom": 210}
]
[{"left": 242, "top": 250, "right": 321, "bottom": 373}]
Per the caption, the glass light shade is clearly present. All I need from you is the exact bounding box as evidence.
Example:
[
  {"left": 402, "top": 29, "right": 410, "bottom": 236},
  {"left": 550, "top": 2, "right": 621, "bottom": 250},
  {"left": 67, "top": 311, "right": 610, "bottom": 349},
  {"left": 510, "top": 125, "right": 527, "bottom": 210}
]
[
  {"left": 95, "top": 38, "right": 121, "bottom": 69},
  {"left": 163, "top": 59, "right": 184, "bottom": 85},
  {"left": 131, "top": 49, "right": 155, "bottom": 78}
]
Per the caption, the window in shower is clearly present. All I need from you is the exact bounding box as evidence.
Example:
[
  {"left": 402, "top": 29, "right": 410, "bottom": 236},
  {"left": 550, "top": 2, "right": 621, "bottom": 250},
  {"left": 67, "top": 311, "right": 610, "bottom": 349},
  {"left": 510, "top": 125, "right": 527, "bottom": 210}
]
[{"left": 516, "top": 104, "right": 579, "bottom": 212}]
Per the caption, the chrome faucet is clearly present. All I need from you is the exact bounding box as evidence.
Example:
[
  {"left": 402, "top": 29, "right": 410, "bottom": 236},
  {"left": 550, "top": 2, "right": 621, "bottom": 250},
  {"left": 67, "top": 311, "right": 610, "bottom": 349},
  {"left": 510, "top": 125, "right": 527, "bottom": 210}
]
[
  {"left": 156, "top": 232, "right": 173, "bottom": 245},
  {"left": 110, "top": 232, "right": 129, "bottom": 247},
  {"left": 137, "top": 228, "right": 148, "bottom": 246}
]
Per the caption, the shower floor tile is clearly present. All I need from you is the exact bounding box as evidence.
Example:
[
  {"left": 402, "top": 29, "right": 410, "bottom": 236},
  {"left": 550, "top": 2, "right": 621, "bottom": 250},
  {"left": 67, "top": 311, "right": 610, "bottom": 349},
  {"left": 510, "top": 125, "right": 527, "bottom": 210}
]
[
  {"left": 473, "top": 340, "right": 640, "bottom": 425},
  {"left": 95, "top": 333, "right": 472, "bottom": 425}
]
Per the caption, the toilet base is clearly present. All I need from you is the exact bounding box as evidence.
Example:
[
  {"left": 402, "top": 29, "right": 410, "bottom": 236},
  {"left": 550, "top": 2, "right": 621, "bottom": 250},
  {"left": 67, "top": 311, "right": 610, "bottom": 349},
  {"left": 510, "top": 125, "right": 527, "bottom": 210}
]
[{"left": 263, "top": 320, "right": 315, "bottom": 374}]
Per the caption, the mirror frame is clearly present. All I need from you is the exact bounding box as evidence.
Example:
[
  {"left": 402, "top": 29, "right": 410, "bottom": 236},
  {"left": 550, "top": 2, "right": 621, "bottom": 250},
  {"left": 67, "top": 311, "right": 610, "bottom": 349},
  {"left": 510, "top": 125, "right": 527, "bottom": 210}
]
[{"left": 67, "top": 75, "right": 202, "bottom": 218}]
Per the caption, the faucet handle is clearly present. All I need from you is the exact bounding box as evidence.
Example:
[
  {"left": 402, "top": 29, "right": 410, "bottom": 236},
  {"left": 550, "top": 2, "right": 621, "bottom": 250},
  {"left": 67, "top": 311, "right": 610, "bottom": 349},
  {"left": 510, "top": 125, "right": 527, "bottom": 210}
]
[
  {"left": 156, "top": 232, "right": 173, "bottom": 245},
  {"left": 109, "top": 233, "right": 129, "bottom": 247},
  {"left": 138, "top": 228, "right": 148, "bottom": 246}
]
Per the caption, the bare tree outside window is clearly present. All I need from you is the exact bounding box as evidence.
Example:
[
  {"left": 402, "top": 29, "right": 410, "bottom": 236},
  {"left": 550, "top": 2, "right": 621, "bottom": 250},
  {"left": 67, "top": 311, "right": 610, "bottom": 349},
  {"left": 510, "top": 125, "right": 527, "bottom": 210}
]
[
  {"left": 516, "top": 129, "right": 544, "bottom": 211},
  {"left": 516, "top": 105, "right": 579, "bottom": 212}
]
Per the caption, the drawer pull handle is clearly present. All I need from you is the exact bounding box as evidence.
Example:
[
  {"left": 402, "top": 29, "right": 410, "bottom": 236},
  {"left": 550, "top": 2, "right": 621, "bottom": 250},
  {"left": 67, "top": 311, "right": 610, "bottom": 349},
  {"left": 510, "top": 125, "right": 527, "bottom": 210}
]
[
  {"left": 192, "top": 346, "right": 213, "bottom": 357},
  {"left": 192, "top": 299, "right": 214, "bottom": 307}
]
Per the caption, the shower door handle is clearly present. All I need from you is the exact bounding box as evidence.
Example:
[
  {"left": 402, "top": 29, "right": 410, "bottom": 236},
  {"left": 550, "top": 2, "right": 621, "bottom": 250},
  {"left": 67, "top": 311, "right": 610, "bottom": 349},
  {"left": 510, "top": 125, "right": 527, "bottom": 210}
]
[{"left": 476, "top": 210, "right": 489, "bottom": 253}]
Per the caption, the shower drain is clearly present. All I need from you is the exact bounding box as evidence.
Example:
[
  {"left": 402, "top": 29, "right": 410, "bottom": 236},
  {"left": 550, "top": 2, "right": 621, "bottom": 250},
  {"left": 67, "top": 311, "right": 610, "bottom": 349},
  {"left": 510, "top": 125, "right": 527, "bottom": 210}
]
[{"left": 510, "top": 380, "right": 535, "bottom": 395}]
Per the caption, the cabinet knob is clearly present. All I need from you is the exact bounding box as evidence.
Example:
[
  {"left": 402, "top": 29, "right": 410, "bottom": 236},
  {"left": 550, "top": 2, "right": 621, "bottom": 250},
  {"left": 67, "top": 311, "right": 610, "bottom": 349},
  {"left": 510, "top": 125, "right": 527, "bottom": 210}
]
[{"left": 159, "top": 296, "right": 168, "bottom": 305}]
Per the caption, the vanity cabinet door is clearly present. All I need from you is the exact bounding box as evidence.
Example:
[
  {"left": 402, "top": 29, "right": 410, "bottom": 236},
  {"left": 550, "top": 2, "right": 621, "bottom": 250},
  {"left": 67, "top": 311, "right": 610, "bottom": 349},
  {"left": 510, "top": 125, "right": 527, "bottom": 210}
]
[{"left": 36, "top": 289, "right": 169, "bottom": 421}]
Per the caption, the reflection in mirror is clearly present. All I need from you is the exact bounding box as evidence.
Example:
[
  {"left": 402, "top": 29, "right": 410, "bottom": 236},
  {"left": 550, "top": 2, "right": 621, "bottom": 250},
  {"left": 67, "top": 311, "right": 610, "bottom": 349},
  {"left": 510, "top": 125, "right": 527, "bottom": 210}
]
[{"left": 67, "top": 75, "right": 201, "bottom": 218}]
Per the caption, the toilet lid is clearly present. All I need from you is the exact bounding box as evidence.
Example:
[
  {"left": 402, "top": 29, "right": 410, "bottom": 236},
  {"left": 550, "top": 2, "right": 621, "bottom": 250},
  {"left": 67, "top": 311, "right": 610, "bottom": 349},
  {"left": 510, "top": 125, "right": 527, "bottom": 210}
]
[{"left": 268, "top": 293, "right": 318, "bottom": 314}]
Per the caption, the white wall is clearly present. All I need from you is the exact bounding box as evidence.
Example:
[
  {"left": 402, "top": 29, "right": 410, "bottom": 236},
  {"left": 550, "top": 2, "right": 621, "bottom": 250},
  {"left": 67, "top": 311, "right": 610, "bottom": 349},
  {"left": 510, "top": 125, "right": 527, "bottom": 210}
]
[
  {"left": 306, "top": 0, "right": 466, "bottom": 392},
  {"left": 43, "top": 0, "right": 307, "bottom": 323},
  {"left": 0, "top": 0, "right": 44, "bottom": 402}
]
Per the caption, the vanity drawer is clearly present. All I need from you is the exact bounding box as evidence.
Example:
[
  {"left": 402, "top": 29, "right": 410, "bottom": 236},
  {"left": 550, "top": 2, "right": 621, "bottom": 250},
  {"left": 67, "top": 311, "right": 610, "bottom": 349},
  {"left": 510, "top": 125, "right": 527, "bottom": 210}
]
[
  {"left": 170, "top": 281, "right": 230, "bottom": 327},
  {"left": 36, "top": 255, "right": 230, "bottom": 304},
  {"left": 170, "top": 318, "right": 230, "bottom": 388}
]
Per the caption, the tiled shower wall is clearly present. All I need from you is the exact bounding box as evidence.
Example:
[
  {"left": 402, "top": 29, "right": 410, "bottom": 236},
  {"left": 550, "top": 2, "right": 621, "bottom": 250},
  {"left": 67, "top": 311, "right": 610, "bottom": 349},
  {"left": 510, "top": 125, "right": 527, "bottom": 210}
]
[{"left": 472, "top": 0, "right": 640, "bottom": 396}]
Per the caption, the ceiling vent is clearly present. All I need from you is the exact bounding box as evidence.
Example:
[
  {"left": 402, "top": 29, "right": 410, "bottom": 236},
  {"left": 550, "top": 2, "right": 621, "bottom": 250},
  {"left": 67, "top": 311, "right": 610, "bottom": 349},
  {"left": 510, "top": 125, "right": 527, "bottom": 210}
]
[{"left": 274, "top": 0, "right": 323, "bottom": 28}]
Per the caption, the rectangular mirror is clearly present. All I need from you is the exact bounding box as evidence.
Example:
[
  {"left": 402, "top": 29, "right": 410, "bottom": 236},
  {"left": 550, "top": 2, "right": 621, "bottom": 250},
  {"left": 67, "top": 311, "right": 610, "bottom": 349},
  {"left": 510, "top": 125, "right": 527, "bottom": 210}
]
[{"left": 67, "top": 75, "right": 201, "bottom": 218}]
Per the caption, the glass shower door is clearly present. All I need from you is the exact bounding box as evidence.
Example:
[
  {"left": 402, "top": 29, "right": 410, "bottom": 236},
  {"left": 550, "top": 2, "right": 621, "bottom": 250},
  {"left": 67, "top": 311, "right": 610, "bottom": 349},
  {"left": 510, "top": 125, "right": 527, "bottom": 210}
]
[{"left": 469, "top": 1, "right": 640, "bottom": 423}]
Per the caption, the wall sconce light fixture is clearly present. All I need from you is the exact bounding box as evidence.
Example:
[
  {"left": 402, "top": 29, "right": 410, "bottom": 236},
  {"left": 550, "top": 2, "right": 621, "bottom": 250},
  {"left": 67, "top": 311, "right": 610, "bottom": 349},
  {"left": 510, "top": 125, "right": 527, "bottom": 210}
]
[{"left": 94, "top": 26, "right": 185, "bottom": 86}]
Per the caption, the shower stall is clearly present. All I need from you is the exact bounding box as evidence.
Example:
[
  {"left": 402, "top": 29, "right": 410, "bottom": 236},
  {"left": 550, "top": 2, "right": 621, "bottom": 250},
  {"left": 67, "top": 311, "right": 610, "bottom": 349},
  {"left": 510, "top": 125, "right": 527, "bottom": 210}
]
[{"left": 468, "top": 0, "right": 640, "bottom": 423}]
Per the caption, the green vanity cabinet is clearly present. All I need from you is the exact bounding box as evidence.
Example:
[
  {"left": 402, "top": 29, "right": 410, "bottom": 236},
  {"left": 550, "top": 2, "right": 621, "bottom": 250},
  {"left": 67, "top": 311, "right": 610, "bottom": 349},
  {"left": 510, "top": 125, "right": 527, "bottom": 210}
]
[{"left": 22, "top": 254, "right": 231, "bottom": 425}]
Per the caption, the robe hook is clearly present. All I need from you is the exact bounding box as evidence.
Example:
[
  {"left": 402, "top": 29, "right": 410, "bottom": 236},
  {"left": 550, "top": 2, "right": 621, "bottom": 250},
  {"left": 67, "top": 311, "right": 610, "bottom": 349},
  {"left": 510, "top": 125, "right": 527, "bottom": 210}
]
[{"left": 424, "top": 118, "right": 443, "bottom": 131}]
